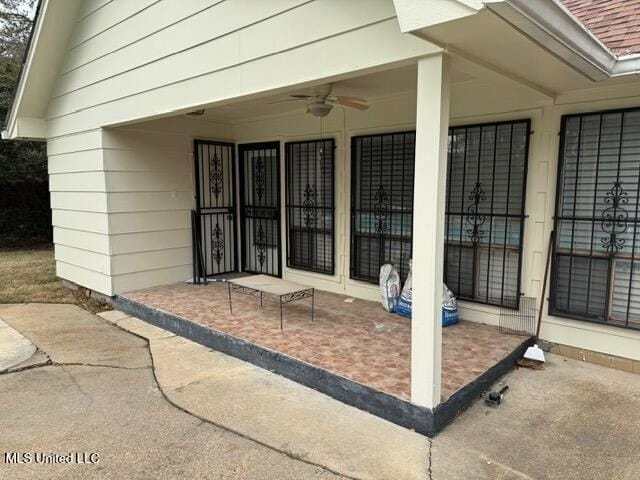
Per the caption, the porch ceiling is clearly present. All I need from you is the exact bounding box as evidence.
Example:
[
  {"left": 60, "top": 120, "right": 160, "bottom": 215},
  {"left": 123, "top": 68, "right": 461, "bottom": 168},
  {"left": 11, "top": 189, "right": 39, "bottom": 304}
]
[{"left": 185, "top": 63, "right": 475, "bottom": 124}]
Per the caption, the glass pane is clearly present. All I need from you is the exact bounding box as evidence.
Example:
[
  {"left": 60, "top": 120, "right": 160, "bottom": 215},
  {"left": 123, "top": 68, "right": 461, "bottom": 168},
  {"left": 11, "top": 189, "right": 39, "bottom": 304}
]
[{"left": 553, "top": 255, "right": 608, "bottom": 319}]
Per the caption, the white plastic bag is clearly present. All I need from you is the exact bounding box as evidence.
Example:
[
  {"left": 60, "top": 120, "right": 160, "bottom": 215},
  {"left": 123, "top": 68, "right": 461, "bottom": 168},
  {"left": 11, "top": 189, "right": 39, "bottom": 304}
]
[
  {"left": 442, "top": 283, "right": 457, "bottom": 309},
  {"left": 395, "top": 260, "right": 413, "bottom": 317},
  {"left": 379, "top": 264, "right": 401, "bottom": 312}
]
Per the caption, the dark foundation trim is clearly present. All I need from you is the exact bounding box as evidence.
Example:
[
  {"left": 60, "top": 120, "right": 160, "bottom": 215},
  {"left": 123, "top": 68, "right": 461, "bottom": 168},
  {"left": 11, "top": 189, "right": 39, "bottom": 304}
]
[{"left": 115, "top": 295, "right": 533, "bottom": 437}]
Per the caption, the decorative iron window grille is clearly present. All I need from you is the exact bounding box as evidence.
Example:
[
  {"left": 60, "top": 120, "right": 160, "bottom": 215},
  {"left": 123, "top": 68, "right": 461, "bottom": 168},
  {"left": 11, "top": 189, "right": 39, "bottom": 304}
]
[
  {"left": 551, "top": 108, "right": 640, "bottom": 330},
  {"left": 445, "top": 120, "right": 531, "bottom": 309},
  {"left": 350, "top": 132, "right": 415, "bottom": 283},
  {"left": 285, "top": 139, "right": 335, "bottom": 275}
]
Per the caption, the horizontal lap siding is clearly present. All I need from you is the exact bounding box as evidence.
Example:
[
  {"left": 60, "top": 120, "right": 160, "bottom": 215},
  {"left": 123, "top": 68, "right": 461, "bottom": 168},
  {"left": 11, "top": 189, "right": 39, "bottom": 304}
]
[
  {"left": 46, "top": 0, "right": 433, "bottom": 138},
  {"left": 47, "top": 129, "right": 113, "bottom": 293},
  {"left": 56, "top": 0, "right": 303, "bottom": 92},
  {"left": 104, "top": 125, "right": 196, "bottom": 292},
  {"left": 77, "top": 0, "right": 113, "bottom": 21},
  {"left": 44, "top": 0, "right": 436, "bottom": 295}
]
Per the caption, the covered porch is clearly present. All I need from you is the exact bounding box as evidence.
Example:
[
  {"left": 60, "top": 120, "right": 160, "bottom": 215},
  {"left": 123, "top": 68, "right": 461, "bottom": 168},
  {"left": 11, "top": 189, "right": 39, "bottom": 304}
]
[
  {"left": 117, "top": 281, "right": 531, "bottom": 434},
  {"left": 101, "top": 48, "right": 560, "bottom": 433}
]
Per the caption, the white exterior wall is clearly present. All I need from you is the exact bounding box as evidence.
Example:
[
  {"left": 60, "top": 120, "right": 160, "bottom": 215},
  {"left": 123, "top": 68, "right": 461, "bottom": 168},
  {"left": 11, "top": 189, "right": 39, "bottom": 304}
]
[
  {"left": 44, "top": 0, "right": 439, "bottom": 296},
  {"left": 448, "top": 83, "right": 640, "bottom": 362},
  {"left": 231, "top": 93, "right": 419, "bottom": 299},
  {"left": 49, "top": 129, "right": 112, "bottom": 294},
  {"left": 103, "top": 118, "right": 234, "bottom": 293},
  {"left": 39, "top": 0, "right": 640, "bottom": 360},
  {"left": 225, "top": 79, "right": 640, "bottom": 362}
]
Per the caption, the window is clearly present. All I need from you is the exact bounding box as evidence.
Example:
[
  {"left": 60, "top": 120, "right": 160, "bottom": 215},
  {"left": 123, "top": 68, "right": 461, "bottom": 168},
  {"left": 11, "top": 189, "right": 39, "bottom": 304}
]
[
  {"left": 285, "top": 139, "right": 335, "bottom": 275},
  {"left": 445, "top": 120, "right": 530, "bottom": 309},
  {"left": 350, "top": 132, "right": 415, "bottom": 283},
  {"left": 551, "top": 108, "right": 640, "bottom": 330}
]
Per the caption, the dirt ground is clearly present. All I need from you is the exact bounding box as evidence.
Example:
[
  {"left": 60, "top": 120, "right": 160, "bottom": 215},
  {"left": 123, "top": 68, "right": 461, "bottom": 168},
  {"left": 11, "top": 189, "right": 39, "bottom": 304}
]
[{"left": 0, "top": 245, "right": 110, "bottom": 314}]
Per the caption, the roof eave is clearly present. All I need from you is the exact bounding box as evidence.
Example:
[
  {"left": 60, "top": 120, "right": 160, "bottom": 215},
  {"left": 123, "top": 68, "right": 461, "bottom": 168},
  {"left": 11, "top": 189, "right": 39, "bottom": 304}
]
[
  {"left": 4, "top": 0, "right": 47, "bottom": 140},
  {"left": 484, "top": 0, "right": 640, "bottom": 82},
  {"left": 484, "top": 0, "right": 616, "bottom": 82}
]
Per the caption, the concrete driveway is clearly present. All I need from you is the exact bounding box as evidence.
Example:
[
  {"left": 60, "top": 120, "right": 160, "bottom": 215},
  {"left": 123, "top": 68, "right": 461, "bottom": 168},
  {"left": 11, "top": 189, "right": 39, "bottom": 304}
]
[{"left": 0, "top": 303, "right": 639, "bottom": 480}]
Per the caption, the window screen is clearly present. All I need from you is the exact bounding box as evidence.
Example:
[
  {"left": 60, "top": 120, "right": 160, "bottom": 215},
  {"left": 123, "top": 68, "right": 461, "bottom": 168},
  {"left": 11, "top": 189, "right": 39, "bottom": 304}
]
[
  {"left": 350, "top": 132, "right": 415, "bottom": 283},
  {"left": 445, "top": 120, "right": 530, "bottom": 309},
  {"left": 551, "top": 108, "right": 640, "bottom": 330},
  {"left": 285, "top": 139, "right": 335, "bottom": 275}
]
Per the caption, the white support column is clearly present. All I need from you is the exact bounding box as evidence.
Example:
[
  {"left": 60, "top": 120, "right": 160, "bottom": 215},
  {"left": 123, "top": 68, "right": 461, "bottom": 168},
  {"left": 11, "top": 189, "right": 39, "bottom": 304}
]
[{"left": 411, "top": 53, "right": 450, "bottom": 409}]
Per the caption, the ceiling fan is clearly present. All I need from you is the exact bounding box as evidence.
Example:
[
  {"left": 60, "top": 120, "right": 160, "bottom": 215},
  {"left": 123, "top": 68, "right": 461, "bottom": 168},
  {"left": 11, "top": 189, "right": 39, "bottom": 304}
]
[{"left": 268, "top": 84, "right": 368, "bottom": 118}]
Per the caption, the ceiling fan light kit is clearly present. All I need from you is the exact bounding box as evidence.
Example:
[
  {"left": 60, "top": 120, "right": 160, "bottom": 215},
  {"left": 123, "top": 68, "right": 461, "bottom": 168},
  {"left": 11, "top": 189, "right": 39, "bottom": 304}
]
[{"left": 308, "top": 102, "right": 333, "bottom": 118}]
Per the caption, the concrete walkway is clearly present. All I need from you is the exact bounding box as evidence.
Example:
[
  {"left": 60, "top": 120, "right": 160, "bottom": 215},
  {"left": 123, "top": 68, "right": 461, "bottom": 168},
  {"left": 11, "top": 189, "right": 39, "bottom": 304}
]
[
  {"left": 0, "top": 304, "right": 345, "bottom": 480},
  {"left": 0, "top": 310, "right": 36, "bottom": 372},
  {"left": 1, "top": 303, "right": 639, "bottom": 479},
  {"left": 97, "top": 309, "right": 429, "bottom": 480}
]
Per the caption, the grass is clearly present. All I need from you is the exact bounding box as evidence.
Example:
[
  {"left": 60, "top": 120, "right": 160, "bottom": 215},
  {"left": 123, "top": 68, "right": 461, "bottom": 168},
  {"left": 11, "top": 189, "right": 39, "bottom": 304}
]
[{"left": 0, "top": 244, "right": 112, "bottom": 314}]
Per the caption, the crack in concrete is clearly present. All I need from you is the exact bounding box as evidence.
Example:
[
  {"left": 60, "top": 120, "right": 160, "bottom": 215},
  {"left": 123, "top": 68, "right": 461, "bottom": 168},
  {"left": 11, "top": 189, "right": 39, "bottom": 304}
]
[
  {"left": 60, "top": 365, "right": 94, "bottom": 407},
  {"left": 0, "top": 359, "right": 151, "bottom": 376},
  {"left": 171, "top": 364, "right": 247, "bottom": 392},
  {"left": 427, "top": 438, "right": 433, "bottom": 480},
  {"left": 54, "top": 361, "right": 151, "bottom": 371},
  {"left": 146, "top": 349, "right": 361, "bottom": 480},
  {"left": 6, "top": 314, "right": 359, "bottom": 480},
  {"left": 106, "top": 318, "right": 364, "bottom": 479}
]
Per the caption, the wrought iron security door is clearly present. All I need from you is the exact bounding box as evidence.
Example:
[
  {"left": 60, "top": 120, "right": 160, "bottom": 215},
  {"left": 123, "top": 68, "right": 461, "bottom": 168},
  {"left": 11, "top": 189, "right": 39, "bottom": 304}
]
[
  {"left": 239, "top": 142, "right": 282, "bottom": 277},
  {"left": 194, "top": 140, "right": 237, "bottom": 277}
]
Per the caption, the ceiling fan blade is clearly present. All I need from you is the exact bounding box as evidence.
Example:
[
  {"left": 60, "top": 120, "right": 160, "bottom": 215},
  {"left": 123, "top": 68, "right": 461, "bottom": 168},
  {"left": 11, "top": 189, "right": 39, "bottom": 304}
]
[
  {"left": 267, "top": 98, "right": 305, "bottom": 104},
  {"left": 333, "top": 98, "right": 369, "bottom": 111},
  {"left": 330, "top": 95, "right": 367, "bottom": 103}
]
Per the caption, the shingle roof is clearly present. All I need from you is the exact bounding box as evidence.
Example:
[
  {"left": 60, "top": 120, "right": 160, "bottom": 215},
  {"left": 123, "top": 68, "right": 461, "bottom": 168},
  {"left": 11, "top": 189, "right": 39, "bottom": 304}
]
[{"left": 561, "top": 0, "right": 640, "bottom": 57}]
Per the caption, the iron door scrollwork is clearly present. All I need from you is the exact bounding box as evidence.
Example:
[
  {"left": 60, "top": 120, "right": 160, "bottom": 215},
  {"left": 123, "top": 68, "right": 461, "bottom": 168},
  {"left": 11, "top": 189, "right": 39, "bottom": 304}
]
[
  {"left": 194, "top": 140, "right": 237, "bottom": 278},
  {"left": 240, "top": 142, "right": 282, "bottom": 277}
]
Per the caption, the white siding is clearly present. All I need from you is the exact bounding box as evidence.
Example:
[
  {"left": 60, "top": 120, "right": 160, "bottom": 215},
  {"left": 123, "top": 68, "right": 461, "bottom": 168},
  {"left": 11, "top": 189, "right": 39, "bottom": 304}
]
[
  {"left": 45, "top": 0, "right": 436, "bottom": 138},
  {"left": 45, "top": 0, "right": 436, "bottom": 296},
  {"left": 47, "top": 129, "right": 113, "bottom": 293},
  {"left": 104, "top": 124, "right": 195, "bottom": 291}
]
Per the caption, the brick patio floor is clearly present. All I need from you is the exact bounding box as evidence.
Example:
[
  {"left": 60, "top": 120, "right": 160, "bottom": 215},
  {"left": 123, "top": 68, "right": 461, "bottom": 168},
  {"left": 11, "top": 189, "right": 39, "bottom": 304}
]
[{"left": 122, "top": 282, "right": 525, "bottom": 401}]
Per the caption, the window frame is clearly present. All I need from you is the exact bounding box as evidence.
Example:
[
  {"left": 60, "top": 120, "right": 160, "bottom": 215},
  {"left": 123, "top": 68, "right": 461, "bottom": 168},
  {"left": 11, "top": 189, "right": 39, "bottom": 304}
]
[
  {"left": 284, "top": 138, "right": 336, "bottom": 276},
  {"left": 445, "top": 119, "right": 531, "bottom": 310},
  {"left": 550, "top": 106, "right": 640, "bottom": 331}
]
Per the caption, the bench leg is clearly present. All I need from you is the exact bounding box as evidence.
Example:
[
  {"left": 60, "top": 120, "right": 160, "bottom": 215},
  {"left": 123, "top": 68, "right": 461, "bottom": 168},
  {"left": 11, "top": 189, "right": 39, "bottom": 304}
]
[
  {"left": 228, "top": 282, "right": 233, "bottom": 314},
  {"left": 280, "top": 296, "right": 283, "bottom": 330},
  {"left": 311, "top": 288, "right": 315, "bottom": 322}
]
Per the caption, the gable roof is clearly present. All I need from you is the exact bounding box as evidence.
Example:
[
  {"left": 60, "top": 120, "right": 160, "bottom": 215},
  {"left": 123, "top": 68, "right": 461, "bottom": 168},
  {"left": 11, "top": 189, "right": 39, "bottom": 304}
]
[{"left": 562, "top": 0, "right": 640, "bottom": 57}]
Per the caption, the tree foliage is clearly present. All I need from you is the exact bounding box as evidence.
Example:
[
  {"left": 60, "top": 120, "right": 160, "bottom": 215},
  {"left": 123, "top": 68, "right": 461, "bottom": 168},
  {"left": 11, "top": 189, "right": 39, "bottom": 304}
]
[{"left": 0, "top": 0, "right": 50, "bottom": 243}]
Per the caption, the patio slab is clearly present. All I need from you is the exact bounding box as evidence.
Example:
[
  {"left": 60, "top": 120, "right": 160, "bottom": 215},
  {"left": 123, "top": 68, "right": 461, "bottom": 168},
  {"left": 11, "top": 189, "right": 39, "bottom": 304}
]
[
  {"left": 121, "top": 282, "right": 526, "bottom": 401},
  {"left": 117, "top": 282, "right": 532, "bottom": 435}
]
